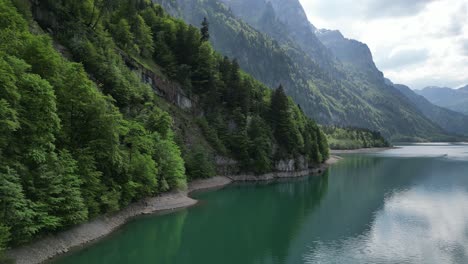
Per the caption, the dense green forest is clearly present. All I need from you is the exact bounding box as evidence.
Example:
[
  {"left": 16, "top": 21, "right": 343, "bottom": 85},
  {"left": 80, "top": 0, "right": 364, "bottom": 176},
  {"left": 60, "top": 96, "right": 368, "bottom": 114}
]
[
  {"left": 159, "top": 0, "right": 458, "bottom": 142},
  {"left": 0, "top": 0, "right": 328, "bottom": 255},
  {"left": 323, "top": 127, "right": 390, "bottom": 150}
]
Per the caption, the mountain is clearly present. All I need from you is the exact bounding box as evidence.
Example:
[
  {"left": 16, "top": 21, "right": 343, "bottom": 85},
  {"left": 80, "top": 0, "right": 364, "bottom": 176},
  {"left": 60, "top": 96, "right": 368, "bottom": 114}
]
[
  {"left": 315, "top": 29, "right": 382, "bottom": 77},
  {"left": 217, "top": 0, "right": 333, "bottom": 70},
  {"left": 317, "top": 30, "right": 468, "bottom": 137},
  {"left": 0, "top": 0, "right": 330, "bottom": 250},
  {"left": 388, "top": 81, "right": 468, "bottom": 136},
  {"left": 416, "top": 86, "right": 468, "bottom": 115},
  {"left": 157, "top": 0, "right": 451, "bottom": 141}
]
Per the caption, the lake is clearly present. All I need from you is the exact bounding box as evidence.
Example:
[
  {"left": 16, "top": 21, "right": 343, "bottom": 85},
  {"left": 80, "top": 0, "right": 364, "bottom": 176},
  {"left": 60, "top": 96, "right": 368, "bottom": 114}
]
[{"left": 52, "top": 143, "right": 468, "bottom": 264}]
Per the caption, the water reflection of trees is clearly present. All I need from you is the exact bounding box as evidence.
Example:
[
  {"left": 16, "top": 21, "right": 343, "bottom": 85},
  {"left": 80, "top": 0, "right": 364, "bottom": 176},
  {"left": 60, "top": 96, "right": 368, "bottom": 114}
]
[
  {"left": 172, "top": 174, "right": 330, "bottom": 264},
  {"left": 56, "top": 155, "right": 468, "bottom": 264}
]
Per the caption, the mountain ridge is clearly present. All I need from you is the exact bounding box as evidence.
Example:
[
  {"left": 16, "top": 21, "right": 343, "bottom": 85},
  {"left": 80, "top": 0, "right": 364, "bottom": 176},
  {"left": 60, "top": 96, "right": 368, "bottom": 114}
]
[{"left": 417, "top": 85, "right": 468, "bottom": 115}]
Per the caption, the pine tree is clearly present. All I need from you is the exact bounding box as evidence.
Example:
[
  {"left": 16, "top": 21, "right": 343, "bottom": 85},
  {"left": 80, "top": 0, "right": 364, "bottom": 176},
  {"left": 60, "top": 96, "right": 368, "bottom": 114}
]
[
  {"left": 192, "top": 42, "right": 215, "bottom": 93},
  {"left": 154, "top": 32, "right": 177, "bottom": 78},
  {"left": 270, "top": 85, "right": 293, "bottom": 153},
  {"left": 248, "top": 116, "right": 273, "bottom": 174},
  {"left": 132, "top": 14, "right": 154, "bottom": 57},
  {"left": 200, "top": 17, "right": 210, "bottom": 42}
]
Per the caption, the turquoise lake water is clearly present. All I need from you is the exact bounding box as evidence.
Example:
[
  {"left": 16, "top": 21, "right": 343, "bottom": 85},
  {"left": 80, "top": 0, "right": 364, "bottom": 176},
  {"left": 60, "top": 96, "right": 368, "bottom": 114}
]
[{"left": 52, "top": 143, "right": 468, "bottom": 264}]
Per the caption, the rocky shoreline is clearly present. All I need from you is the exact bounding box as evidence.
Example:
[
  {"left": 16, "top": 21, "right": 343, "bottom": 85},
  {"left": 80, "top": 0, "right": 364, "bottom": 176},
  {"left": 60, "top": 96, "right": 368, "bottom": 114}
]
[{"left": 7, "top": 156, "right": 341, "bottom": 264}]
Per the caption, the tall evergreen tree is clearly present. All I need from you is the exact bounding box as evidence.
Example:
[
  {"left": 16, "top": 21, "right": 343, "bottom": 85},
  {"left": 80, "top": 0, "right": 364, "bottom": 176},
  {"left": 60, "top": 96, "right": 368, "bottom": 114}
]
[
  {"left": 200, "top": 17, "right": 210, "bottom": 42},
  {"left": 192, "top": 42, "right": 215, "bottom": 93},
  {"left": 270, "top": 85, "right": 293, "bottom": 152}
]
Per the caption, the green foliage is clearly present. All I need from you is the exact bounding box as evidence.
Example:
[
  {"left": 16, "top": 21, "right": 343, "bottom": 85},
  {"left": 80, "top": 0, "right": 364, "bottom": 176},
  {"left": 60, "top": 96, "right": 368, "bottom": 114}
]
[
  {"left": 185, "top": 147, "right": 216, "bottom": 180},
  {"left": 0, "top": 0, "right": 330, "bottom": 250},
  {"left": 153, "top": 139, "right": 186, "bottom": 191},
  {"left": 0, "top": 223, "right": 12, "bottom": 263},
  {"left": 270, "top": 85, "right": 295, "bottom": 153},
  {"left": 35, "top": 150, "right": 88, "bottom": 230},
  {"left": 111, "top": 19, "right": 136, "bottom": 52},
  {"left": 200, "top": 17, "right": 210, "bottom": 42},
  {"left": 0, "top": 167, "right": 37, "bottom": 245},
  {"left": 0, "top": 224, "right": 9, "bottom": 252},
  {"left": 247, "top": 116, "right": 272, "bottom": 174},
  {"left": 323, "top": 126, "right": 390, "bottom": 150},
  {"left": 160, "top": 0, "right": 454, "bottom": 142},
  {"left": 0, "top": 0, "right": 186, "bottom": 248}
]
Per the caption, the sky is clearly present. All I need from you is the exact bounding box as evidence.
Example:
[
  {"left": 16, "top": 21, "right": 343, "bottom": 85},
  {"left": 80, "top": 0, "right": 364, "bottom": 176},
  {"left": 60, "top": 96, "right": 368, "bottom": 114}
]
[{"left": 299, "top": 0, "right": 468, "bottom": 89}]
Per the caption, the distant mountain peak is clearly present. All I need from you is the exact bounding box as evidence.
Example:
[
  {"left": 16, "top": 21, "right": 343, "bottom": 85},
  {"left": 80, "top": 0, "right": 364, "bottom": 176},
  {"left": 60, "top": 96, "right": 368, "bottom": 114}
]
[
  {"left": 417, "top": 85, "right": 468, "bottom": 115},
  {"left": 315, "top": 29, "right": 344, "bottom": 39},
  {"left": 315, "top": 27, "right": 379, "bottom": 74}
]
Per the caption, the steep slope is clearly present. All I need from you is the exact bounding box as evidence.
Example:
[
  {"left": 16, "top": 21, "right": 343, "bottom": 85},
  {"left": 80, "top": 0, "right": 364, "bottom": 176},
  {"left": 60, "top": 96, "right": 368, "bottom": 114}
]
[
  {"left": 390, "top": 82, "right": 468, "bottom": 136},
  {"left": 0, "top": 0, "right": 330, "bottom": 252},
  {"left": 417, "top": 86, "right": 468, "bottom": 115},
  {"left": 218, "top": 0, "right": 333, "bottom": 70},
  {"left": 157, "top": 0, "right": 449, "bottom": 141},
  {"left": 316, "top": 29, "right": 382, "bottom": 77},
  {"left": 316, "top": 29, "right": 468, "bottom": 138}
]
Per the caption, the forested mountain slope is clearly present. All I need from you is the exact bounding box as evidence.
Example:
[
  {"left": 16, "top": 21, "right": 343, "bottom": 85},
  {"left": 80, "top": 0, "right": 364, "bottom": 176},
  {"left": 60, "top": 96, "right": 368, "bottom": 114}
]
[
  {"left": 317, "top": 29, "right": 468, "bottom": 138},
  {"left": 390, "top": 83, "right": 468, "bottom": 136},
  {"left": 323, "top": 126, "right": 390, "bottom": 150},
  {"left": 156, "top": 0, "right": 452, "bottom": 141},
  {"left": 417, "top": 85, "right": 468, "bottom": 115},
  {"left": 0, "top": 0, "right": 328, "bottom": 254}
]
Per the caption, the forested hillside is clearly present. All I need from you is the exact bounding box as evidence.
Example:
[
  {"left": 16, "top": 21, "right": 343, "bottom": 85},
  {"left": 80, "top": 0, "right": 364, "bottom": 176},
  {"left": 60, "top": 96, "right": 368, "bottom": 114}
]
[
  {"left": 0, "top": 0, "right": 328, "bottom": 255},
  {"left": 323, "top": 127, "right": 390, "bottom": 150},
  {"left": 157, "top": 0, "right": 457, "bottom": 142}
]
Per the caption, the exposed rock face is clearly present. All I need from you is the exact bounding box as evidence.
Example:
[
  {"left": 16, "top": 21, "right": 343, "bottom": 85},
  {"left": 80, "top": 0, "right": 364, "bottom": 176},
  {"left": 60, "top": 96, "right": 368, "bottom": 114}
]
[
  {"left": 122, "top": 54, "right": 195, "bottom": 110},
  {"left": 316, "top": 29, "right": 381, "bottom": 76},
  {"left": 265, "top": 0, "right": 330, "bottom": 64},
  {"left": 275, "top": 155, "right": 309, "bottom": 172},
  {"left": 275, "top": 159, "right": 296, "bottom": 172},
  {"left": 218, "top": 0, "right": 332, "bottom": 69},
  {"left": 215, "top": 154, "right": 310, "bottom": 175},
  {"left": 215, "top": 156, "right": 239, "bottom": 176}
]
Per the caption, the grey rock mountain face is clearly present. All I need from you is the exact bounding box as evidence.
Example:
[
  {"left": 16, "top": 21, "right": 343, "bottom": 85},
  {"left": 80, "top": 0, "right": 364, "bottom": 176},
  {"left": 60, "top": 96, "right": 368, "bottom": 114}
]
[
  {"left": 218, "top": 0, "right": 333, "bottom": 70},
  {"left": 416, "top": 86, "right": 468, "bottom": 115},
  {"left": 315, "top": 29, "right": 381, "bottom": 77},
  {"left": 154, "top": 0, "right": 468, "bottom": 140}
]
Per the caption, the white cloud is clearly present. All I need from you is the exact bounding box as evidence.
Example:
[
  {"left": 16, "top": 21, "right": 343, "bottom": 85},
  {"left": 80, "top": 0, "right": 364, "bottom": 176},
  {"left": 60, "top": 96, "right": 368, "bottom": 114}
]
[
  {"left": 299, "top": 0, "right": 468, "bottom": 89},
  {"left": 378, "top": 47, "right": 429, "bottom": 70},
  {"left": 303, "top": 188, "right": 468, "bottom": 264}
]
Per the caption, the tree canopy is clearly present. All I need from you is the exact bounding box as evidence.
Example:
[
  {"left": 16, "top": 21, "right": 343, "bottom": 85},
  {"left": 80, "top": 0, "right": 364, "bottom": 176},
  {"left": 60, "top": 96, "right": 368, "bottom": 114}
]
[{"left": 0, "top": 0, "right": 329, "bottom": 253}]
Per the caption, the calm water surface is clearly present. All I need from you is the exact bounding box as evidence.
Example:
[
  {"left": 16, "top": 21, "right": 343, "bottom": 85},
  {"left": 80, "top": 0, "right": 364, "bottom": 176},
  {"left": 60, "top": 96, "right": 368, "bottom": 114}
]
[{"left": 53, "top": 143, "right": 468, "bottom": 264}]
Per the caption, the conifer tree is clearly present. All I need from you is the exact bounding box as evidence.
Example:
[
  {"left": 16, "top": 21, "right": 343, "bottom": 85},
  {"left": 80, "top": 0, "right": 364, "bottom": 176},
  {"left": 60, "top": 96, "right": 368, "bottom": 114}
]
[
  {"left": 270, "top": 85, "right": 293, "bottom": 152},
  {"left": 201, "top": 17, "right": 210, "bottom": 42}
]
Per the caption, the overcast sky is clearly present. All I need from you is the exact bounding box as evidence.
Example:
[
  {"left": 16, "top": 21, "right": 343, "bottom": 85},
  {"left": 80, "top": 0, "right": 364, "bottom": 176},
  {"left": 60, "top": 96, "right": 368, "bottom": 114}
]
[{"left": 299, "top": 0, "right": 468, "bottom": 89}]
